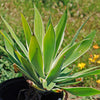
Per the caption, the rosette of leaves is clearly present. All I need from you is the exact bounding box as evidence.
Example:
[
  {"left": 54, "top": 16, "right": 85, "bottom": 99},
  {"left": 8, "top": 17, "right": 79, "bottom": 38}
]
[{"left": 1, "top": 6, "right": 100, "bottom": 97}]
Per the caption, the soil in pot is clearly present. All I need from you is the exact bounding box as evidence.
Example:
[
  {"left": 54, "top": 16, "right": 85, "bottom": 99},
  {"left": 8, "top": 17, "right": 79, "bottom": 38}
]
[{"left": 0, "top": 77, "right": 63, "bottom": 100}]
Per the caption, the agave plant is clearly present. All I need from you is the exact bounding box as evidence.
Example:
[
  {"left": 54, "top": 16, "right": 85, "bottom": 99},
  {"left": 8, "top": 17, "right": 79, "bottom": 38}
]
[{"left": 1, "top": 6, "right": 100, "bottom": 98}]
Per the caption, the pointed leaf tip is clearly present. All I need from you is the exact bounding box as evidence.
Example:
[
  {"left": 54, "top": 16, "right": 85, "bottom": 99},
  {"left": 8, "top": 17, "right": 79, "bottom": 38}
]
[
  {"left": 34, "top": 5, "right": 45, "bottom": 50},
  {"left": 46, "top": 16, "right": 51, "bottom": 32},
  {"left": 54, "top": 9, "right": 67, "bottom": 57},
  {"left": 43, "top": 23, "right": 55, "bottom": 74},
  {"left": 21, "top": 13, "right": 32, "bottom": 47}
]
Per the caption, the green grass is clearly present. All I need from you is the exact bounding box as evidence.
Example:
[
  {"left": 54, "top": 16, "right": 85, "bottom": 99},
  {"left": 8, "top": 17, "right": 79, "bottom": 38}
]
[
  {"left": 0, "top": 0, "right": 100, "bottom": 98},
  {"left": 0, "top": 57, "right": 22, "bottom": 83}
]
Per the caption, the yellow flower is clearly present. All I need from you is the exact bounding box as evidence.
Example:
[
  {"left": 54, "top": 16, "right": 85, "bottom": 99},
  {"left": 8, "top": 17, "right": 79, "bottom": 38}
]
[
  {"left": 96, "top": 80, "right": 100, "bottom": 84},
  {"left": 94, "top": 54, "right": 99, "bottom": 60},
  {"left": 78, "top": 63, "right": 86, "bottom": 69},
  {"left": 97, "top": 60, "right": 100, "bottom": 64},
  {"left": 88, "top": 58, "right": 95, "bottom": 62},
  {"left": 93, "top": 44, "right": 99, "bottom": 49},
  {"left": 88, "top": 54, "right": 100, "bottom": 63}
]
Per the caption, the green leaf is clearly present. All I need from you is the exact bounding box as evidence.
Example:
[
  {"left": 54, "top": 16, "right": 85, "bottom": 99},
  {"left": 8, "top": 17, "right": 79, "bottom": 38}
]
[
  {"left": 1, "top": 17, "right": 28, "bottom": 58},
  {"left": 59, "top": 67, "right": 73, "bottom": 77},
  {"left": 0, "top": 31, "right": 14, "bottom": 47},
  {"left": 54, "top": 66, "right": 100, "bottom": 83},
  {"left": 34, "top": 5, "right": 45, "bottom": 50},
  {"left": 15, "top": 50, "right": 40, "bottom": 84},
  {"left": 0, "top": 46, "right": 8, "bottom": 55},
  {"left": 56, "top": 81, "right": 81, "bottom": 87},
  {"left": 74, "top": 69, "right": 100, "bottom": 79},
  {"left": 4, "top": 38, "right": 16, "bottom": 59},
  {"left": 43, "top": 79, "right": 55, "bottom": 90},
  {"left": 62, "top": 31, "right": 96, "bottom": 69},
  {"left": 54, "top": 9, "right": 67, "bottom": 57},
  {"left": 29, "top": 35, "right": 44, "bottom": 78},
  {"left": 46, "top": 55, "right": 63, "bottom": 84},
  {"left": 69, "top": 16, "right": 90, "bottom": 47},
  {"left": 62, "top": 87, "right": 100, "bottom": 96},
  {"left": 21, "top": 14, "right": 32, "bottom": 47},
  {"left": 2, "top": 56, "right": 13, "bottom": 64},
  {"left": 0, "top": 31, "right": 18, "bottom": 61},
  {"left": 46, "top": 16, "right": 51, "bottom": 32},
  {"left": 46, "top": 42, "right": 79, "bottom": 84},
  {"left": 43, "top": 23, "right": 55, "bottom": 74}
]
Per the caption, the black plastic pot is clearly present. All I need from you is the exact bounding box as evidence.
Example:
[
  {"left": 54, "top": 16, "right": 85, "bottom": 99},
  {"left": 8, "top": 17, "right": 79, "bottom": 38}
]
[{"left": 0, "top": 77, "right": 63, "bottom": 100}]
